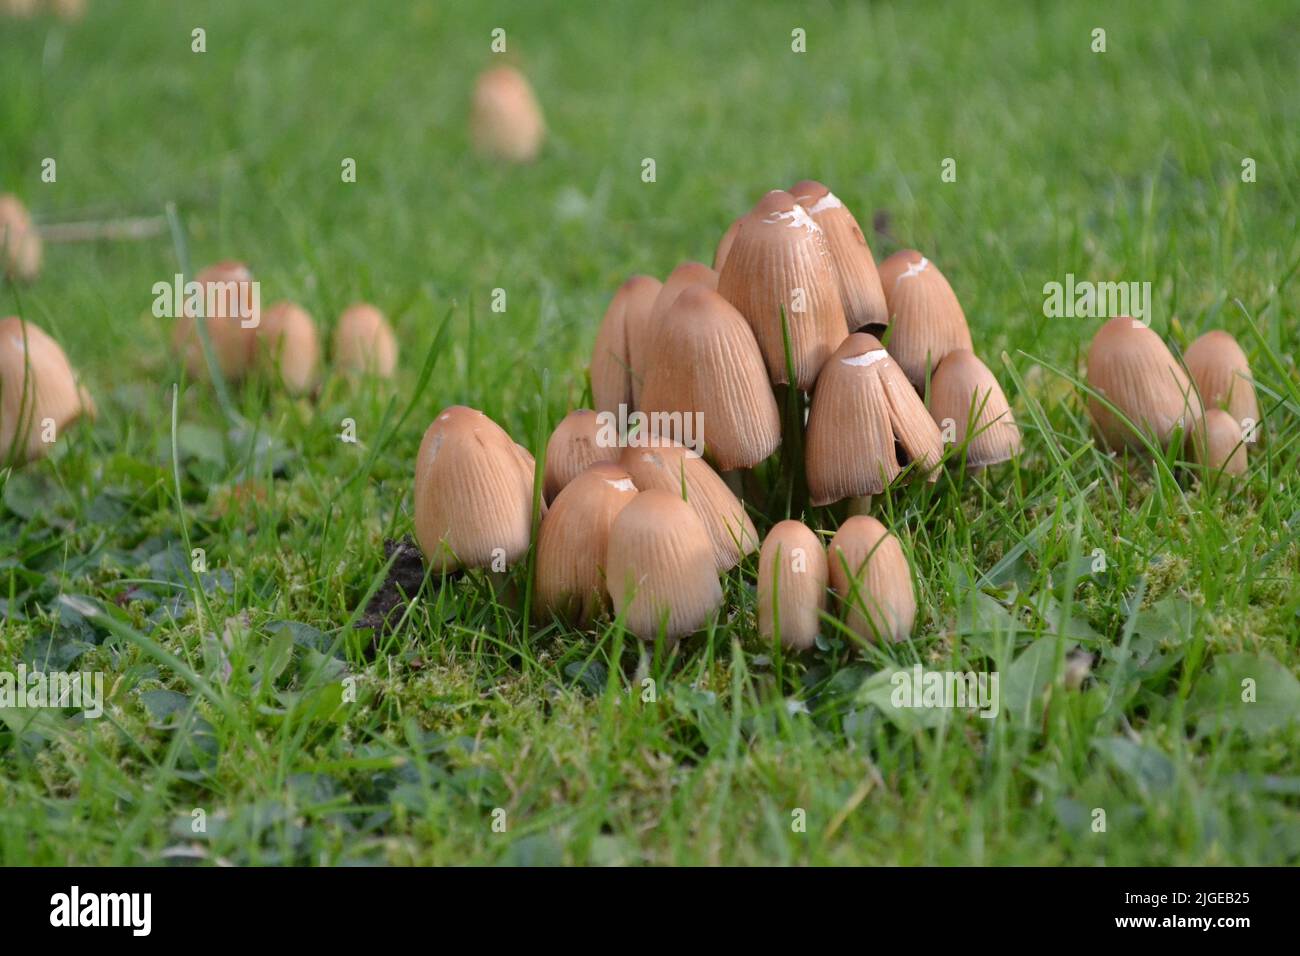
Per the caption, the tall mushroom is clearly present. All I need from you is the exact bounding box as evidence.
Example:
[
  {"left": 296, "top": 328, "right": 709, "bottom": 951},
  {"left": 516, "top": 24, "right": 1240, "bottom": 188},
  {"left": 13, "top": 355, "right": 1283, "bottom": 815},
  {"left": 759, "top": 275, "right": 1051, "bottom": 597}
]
[
  {"left": 591, "top": 274, "right": 661, "bottom": 416},
  {"left": 334, "top": 302, "right": 397, "bottom": 378},
  {"left": 471, "top": 66, "right": 545, "bottom": 163},
  {"left": 542, "top": 408, "right": 621, "bottom": 503},
  {"left": 0, "top": 316, "right": 93, "bottom": 465},
  {"left": 638, "top": 285, "right": 781, "bottom": 470},
  {"left": 805, "top": 333, "right": 943, "bottom": 506},
  {"left": 757, "top": 519, "right": 828, "bottom": 651},
  {"left": 632, "top": 262, "right": 716, "bottom": 407},
  {"left": 827, "top": 515, "right": 915, "bottom": 644},
  {"left": 604, "top": 488, "right": 723, "bottom": 643},
  {"left": 877, "top": 249, "right": 973, "bottom": 391},
  {"left": 789, "top": 180, "right": 888, "bottom": 331},
  {"left": 928, "top": 349, "right": 1021, "bottom": 469},
  {"left": 172, "top": 260, "right": 259, "bottom": 380},
  {"left": 716, "top": 190, "right": 848, "bottom": 390}
]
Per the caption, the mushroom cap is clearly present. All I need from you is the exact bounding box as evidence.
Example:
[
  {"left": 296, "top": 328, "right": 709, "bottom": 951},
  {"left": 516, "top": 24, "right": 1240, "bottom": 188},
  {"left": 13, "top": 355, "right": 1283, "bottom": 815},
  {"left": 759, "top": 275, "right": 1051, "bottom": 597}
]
[
  {"left": 604, "top": 488, "right": 722, "bottom": 643},
  {"left": 471, "top": 65, "right": 545, "bottom": 163},
  {"left": 827, "top": 515, "right": 915, "bottom": 644},
  {"left": 1184, "top": 329, "right": 1259, "bottom": 429},
  {"left": 713, "top": 217, "right": 742, "bottom": 272},
  {"left": 877, "top": 250, "right": 972, "bottom": 391},
  {"left": 171, "top": 260, "right": 259, "bottom": 380},
  {"left": 789, "top": 180, "right": 888, "bottom": 331},
  {"left": 634, "top": 262, "right": 717, "bottom": 406},
  {"left": 542, "top": 408, "right": 621, "bottom": 503},
  {"left": 1085, "top": 316, "right": 1202, "bottom": 451},
  {"left": 805, "top": 333, "right": 943, "bottom": 505},
  {"left": 413, "top": 406, "right": 533, "bottom": 572},
  {"left": 716, "top": 190, "right": 849, "bottom": 390},
  {"left": 638, "top": 284, "right": 781, "bottom": 470},
  {"left": 534, "top": 462, "right": 638, "bottom": 625},
  {"left": 619, "top": 441, "right": 758, "bottom": 572},
  {"left": 333, "top": 302, "right": 397, "bottom": 378},
  {"left": 1190, "top": 407, "right": 1247, "bottom": 477},
  {"left": 757, "top": 519, "right": 828, "bottom": 651},
  {"left": 255, "top": 300, "right": 320, "bottom": 396},
  {"left": 592, "top": 274, "right": 661, "bottom": 416},
  {"left": 929, "top": 349, "right": 1021, "bottom": 469},
  {"left": 0, "top": 316, "right": 92, "bottom": 465},
  {"left": 0, "top": 194, "right": 41, "bottom": 282}
]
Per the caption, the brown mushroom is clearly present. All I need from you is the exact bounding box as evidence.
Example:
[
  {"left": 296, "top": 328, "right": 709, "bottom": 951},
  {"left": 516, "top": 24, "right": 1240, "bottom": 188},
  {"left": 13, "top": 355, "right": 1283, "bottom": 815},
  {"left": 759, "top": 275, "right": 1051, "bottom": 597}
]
[
  {"left": 827, "top": 515, "right": 915, "bottom": 644},
  {"left": 471, "top": 66, "right": 545, "bottom": 163},
  {"left": 789, "top": 180, "right": 888, "bottom": 331},
  {"left": 757, "top": 519, "right": 828, "bottom": 651},
  {"left": 542, "top": 408, "right": 621, "bottom": 503},
  {"left": 334, "top": 302, "right": 397, "bottom": 378},
  {"left": 0, "top": 316, "right": 93, "bottom": 465},
  {"left": 929, "top": 349, "right": 1021, "bottom": 469}
]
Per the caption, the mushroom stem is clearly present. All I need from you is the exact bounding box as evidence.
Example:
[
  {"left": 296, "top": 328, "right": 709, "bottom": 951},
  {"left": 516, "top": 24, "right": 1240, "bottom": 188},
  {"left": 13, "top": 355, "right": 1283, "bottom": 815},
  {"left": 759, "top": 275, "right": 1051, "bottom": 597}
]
[
  {"left": 846, "top": 495, "right": 873, "bottom": 516},
  {"left": 774, "top": 383, "right": 808, "bottom": 517}
]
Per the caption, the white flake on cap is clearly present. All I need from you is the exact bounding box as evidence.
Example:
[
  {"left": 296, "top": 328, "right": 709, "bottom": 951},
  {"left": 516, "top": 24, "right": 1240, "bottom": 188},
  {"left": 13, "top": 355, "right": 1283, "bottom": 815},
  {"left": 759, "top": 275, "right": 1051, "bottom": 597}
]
[{"left": 841, "top": 348, "right": 891, "bottom": 368}]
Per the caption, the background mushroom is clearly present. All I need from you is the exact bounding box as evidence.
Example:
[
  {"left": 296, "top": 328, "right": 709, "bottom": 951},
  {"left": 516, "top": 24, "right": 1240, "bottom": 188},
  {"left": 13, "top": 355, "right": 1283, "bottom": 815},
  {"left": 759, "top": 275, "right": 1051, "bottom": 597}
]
[
  {"left": 0, "top": 316, "right": 93, "bottom": 465},
  {"left": 805, "top": 333, "right": 943, "bottom": 505},
  {"left": 591, "top": 274, "right": 661, "bottom": 415},
  {"left": 413, "top": 406, "right": 534, "bottom": 573},
  {"left": 0, "top": 194, "right": 41, "bottom": 282},
  {"left": 542, "top": 408, "right": 621, "bottom": 503},
  {"left": 604, "top": 488, "right": 723, "bottom": 643},
  {"left": 757, "top": 519, "right": 828, "bottom": 651},
  {"left": 171, "top": 260, "right": 259, "bottom": 380},
  {"left": 827, "top": 515, "right": 915, "bottom": 644},
  {"left": 1086, "top": 316, "right": 1203, "bottom": 452},
  {"left": 877, "top": 249, "right": 972, "bottom": 391},
  {"left": 333, "top": 302, "right": 397, "bottom": 378},
  {"left": 534, "top": 462, "right": 638, "bottom": 625},
  {"left": 1183, "top": 329, "right": 1259, "bottom": 432},
  {"left": 638, "top": 284, "right": 781, "bottom": 470},
  {"left": 789, "top": 180, "right": 888, "bottom": 331},
  {"left": 716, "top": 189, "right": 848, "bottom": 390},
  {"left": 929, "top": 349, "right": 1021, "bottom": 469},
  {"left": 255, "top": 301, "right": 320, "bottom": 396},
  {"left": 471, "top": 65, "right": 545, "bottom": 163},
  {"left": 1189, "top": 408, "right": 1247, "bottom": 478}
]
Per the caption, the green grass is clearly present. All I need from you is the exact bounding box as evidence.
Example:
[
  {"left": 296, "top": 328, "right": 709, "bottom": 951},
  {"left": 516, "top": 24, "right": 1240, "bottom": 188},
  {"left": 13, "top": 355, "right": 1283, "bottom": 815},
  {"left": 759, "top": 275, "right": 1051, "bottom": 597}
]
[{"left": 2, "top": 0, "right": 1298, "bottom": 865}]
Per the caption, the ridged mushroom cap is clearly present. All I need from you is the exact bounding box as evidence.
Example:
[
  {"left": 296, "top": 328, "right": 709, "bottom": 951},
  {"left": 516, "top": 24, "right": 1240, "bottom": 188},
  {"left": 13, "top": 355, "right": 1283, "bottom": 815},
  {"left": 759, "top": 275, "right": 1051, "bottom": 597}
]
[
  {"left": 789, "top": 180, "right": 888, "bottom": 331},
  {"left": 604, "top": 488, "right": 723, "bottom": 643},
  {"left": 413, "top": 406, "right": 533, "bottom": 573},
  {"left": 542, "top": 408, "right": 621, "bottom": 503},
  {"left": 827, "top": 515, "right": 915, "bottom": 644},
  {"left": 471, "top": 65, "right": 545, "bottom": 163},
  {"left": 0, "top": 316, "right": 92, "bottom": 465},
  {"left": 619, "top": 442, "right": 758, "bottom": 572},
  {"left": 877, "top": 250, "right": 972, "bottom": 391},
  {"left": 1085, "top": 317, "right": 1202, "bottom": 451},
  {"left": 535, "top": 462, "right": 638, "bottom": 625},
  {"left": 713, "top": 218, "right": 742, "bottom": 272},
  {"left": 1184, "top": 330, "right": 1259, "bottom": 429},
  {"left": 639, "top": 284, "right": 781, "bottom": 470},
  {"left": 172, "top": 260, "right": 259, "bottom": 380},
  {"left": 805, "top": 333, "right": 943, "bottom": 505},
  {"left": 1190, "top": 408, "right": 1247, "bottom": 477},
  {"left": 255, "top": 301, "right": 320, "bottom": 396},
  {"left": 633, "top": 262, "right": 717, "bottom": 406},
  {"left": 757, "top": 519, "right": 828, "bottom": 651},
  {"left": 716, "top": 190, "right": 849, "bottom": 391},
  {"left": 0, "top": 194, "right": 41, "bottom": 282},
  {"left": 333, "top": 302, "right": 397, "bottom": 378},
  {"left": 929, "top": 349, "right": 1021, "bottom": 469},
  {"left": 591, "top": 274, "right": 661, "bottom": 416}
]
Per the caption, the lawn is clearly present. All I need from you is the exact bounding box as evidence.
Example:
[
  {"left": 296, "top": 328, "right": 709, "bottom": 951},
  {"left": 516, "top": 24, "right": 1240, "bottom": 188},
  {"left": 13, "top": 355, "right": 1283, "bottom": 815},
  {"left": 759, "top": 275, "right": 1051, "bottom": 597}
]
[{"left": 1, "top": 0, "right": 1297, "bottom": 865}]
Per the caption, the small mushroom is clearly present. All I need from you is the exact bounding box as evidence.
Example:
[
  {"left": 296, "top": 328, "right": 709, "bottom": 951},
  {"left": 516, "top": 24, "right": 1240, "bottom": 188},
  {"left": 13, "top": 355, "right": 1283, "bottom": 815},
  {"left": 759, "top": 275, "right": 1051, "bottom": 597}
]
[
  {"left": 591, "top": 274, "right": 661, "bottom": 416},
  {"left": 255, "top": 301, "right": 320, "bottom": 396},
  {"left": 929, "top": 349, "right": 1021, "bottom": 469},
  {"left": 639, "top": 284, "right": 781, "bottom": 470},
  {"left": 0, "top": 316, "right": 93, "bottom": 465},
  {"left": 171, "top": 260, "right": 260, "bottom": 381},
  {"left": 413, "top": 406, "right": 533, "bottom": 573},
  {"left": 1189, "top": 408, "right": 1247, "bottom": 477},
  {"left": 1085, "top": 316, "right": 1202, "bottom": 452},
  {"left": 1184, "top": 330, "right": 1259, "bottom": 432},
  {"left": 534, "top": 462, "right": 638, "bottom": 625},
  {"left": 471, "top": 66, "right": 545, "bottom": 163},
  {"left": 543, "top": 408, "right": 621, "bottom": 503},
  {"left": 619, "top": 442, "right": 758, "bottom": 572},
  {"left": 757, "top": 519, "right": 828, "bottom": 651},
  {"left": 876, "top": 249, "right": 972, "bottom": 391},
  {"left": 789, "top": 180, "right": 888, "bottom": 331},
  {"left": 604, "top": 488, "right": 723, "bottom": 643},
  {"left": 333, "top": 302, "right": 397, "bottom": 378},
  {"left": 827, "top": 515, "right": 915, "bottom": 644},
  {"left": 805, "top": 333, "right": 943, "bottom": 506},
  {"left": 713, "top": 218, "right": 741, "bottom": 272},
  {"left": 0, "top": 194, "right": 41, "bottom": 282},
  {"left": 716, "top": 190, "right": 849, "bottom": 390}
]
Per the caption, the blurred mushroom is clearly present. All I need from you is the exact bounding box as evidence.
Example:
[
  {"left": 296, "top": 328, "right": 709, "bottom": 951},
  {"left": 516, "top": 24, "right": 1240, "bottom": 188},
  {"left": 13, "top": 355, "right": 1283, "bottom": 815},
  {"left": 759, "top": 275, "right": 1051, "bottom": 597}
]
[
  {"left": 877, "top": 249, "right": 972, "bottom": 391},
  {"left": 604, "top": 488, "right": 723, "bottom": 643},
  {"left": 717, "top": 190, "right": 849, "bottom": 390},
  {"left": 757, "top": 519, "right": 827, "bottom": 651},
  {"left": 334, "top": 302, "right": 397, "bottom": 378},
  {"left": 1086, "top": 316, "right": 1202, "bottom": 452},
  {"left": 471, "top": 65, "right": 545, "bottom": 163},
  {"left": 543, "top": 408, "right": 621, "bottom": 503},
  {"left": 790, "top": 180, "right": 887, "bottom": 331},
  {"left": 535, "top": 462, "right": 638, "bottom": 625},
  {"left": 639, "top": 284, "right": 781, "bottom": 470},
  {"left": 1184, "top": 329, "right": 1259, "bottom": 432},
  {"left": 255, "top": 300, "right": 320, "bottom": 396},
  {"left": 805, "top": 333, "right": 942, "bottom": 506},
  {"left": 171, "top": 260, "right": 259, "bottom": 380},
  {"left": 0, "top": 316, "right": 93, "bottom": 465},
  {"left": 413, "top": 406, "right": 533, "bottom": 572},
  {"left": 1189, "top": 408, "right": 1247, "bottom": 477},
  {"left": 929, "top": 349, "right": 1021, "bottom": 469},
  {"left": 0, "top": 194, "right": 41, "bottom": 282},
  {"left": 827, "top": 514, "right": 915, "bottom": 644},
  {"left": 591, "top": 274, "right": 661, "bottom": 415}
]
